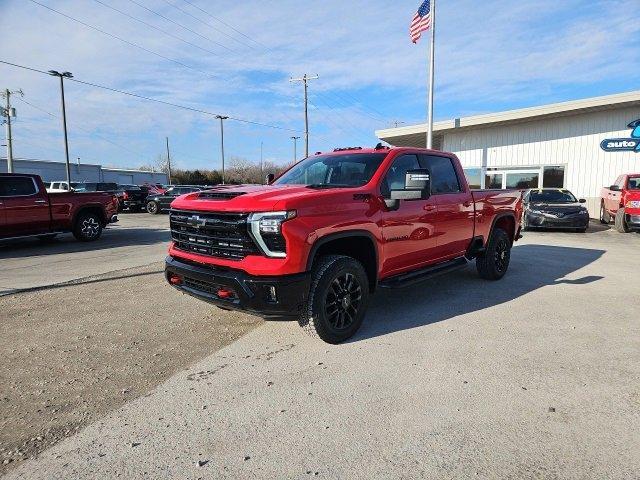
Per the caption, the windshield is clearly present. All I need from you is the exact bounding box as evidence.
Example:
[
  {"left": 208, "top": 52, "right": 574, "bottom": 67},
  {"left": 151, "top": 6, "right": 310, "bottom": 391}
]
[
  {"left": 274, "top": 153, "right": 387, "bottom": 187},
  {"left": 529, "top": 190, "right": 577, "bottom": 203},
  {"left": 628, "top": 177, "right": 640, "bottom": 190}
]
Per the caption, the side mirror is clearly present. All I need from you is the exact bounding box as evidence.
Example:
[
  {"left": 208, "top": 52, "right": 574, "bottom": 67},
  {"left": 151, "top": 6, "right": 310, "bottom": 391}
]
[
  {"left": 579, "top": 198, "right": 586, "bottom": 203},
  {"left": 390, "top": 169, "right": 431, "bottom": 201},
  {"left": 265, "top": 173, "right": 275, "bottom": 185},
  {"left": 609, "top": 185, "right": 620, "bottom": 191}
]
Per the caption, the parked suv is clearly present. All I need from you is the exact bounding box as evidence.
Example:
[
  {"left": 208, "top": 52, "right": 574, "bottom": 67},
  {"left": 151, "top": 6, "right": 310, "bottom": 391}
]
[
  {"left": 600, "top": 174, "right": 640, "bottom": 232},
  {"left": 164, "top": 147, "right": 523, "bottom": 343},
  {"left": 146, "top": 185, "right": 201, "bottom": 214}
]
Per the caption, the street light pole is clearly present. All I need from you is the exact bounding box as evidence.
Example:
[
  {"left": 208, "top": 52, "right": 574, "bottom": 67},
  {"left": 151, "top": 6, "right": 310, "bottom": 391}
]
[
  {"left": 165, "top": 136, "right": 173, "bottom": 185},
  {"left": 49, "top": 70, "right": 73, "bottom": 187},
  {"left": 291, "top": 136, "right": 300, "bottom": 162},
  {"left": 290, "top": 74, "right": 318, "bottom": 158},
  {"left": 215, "top": 115, "right": 228, "bottom": 184}
]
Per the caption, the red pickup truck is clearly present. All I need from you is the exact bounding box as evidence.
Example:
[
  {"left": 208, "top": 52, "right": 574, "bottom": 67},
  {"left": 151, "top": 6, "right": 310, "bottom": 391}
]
[
  {"left": 0, "top": 173, "right": 119, "bottom": 242},
  {"left": 165, "top": 147, "right": 523, "bottom": 343},
  {"left": 600, "top": 173, "right": 640, "bottom": 232}
]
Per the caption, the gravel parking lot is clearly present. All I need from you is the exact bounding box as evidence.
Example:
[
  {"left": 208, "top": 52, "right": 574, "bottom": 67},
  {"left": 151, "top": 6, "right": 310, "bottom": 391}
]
[{"left": 1, "top": 216, "right": 639, "bottom": 478}]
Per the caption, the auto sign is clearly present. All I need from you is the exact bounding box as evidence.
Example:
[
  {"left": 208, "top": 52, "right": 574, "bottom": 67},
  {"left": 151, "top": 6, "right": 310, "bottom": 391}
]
[{"left": 601, "top": 119, "right": 640, "bottom": 152}]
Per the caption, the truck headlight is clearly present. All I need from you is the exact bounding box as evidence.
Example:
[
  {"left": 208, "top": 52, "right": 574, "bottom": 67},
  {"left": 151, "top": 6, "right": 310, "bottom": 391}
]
[{"left": 248, "top": 211, "right": 296, "bottom": 258}]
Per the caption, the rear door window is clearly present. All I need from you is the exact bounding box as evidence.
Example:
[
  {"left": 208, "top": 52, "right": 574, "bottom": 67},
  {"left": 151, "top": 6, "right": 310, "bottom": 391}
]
[
  {"left": 0, "top": 177, "right": 38, "bottom": 196},
  {"left": 422, "top": 155, "right": 462, "bottom": 194}
]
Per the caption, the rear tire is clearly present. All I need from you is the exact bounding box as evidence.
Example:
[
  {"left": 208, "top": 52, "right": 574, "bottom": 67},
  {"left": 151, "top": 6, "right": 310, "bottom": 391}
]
[
  {"left": 600, "top": 202, "right": 611, "bottom": 224},
  {"left": 298, "top": 255, "right": 370, "bottom": 344},
  {"left": 476, "top": 227, "right": 511, "bottom": 280},
  {"left": 614, "top": 208, "right": 630, "bottom": 233},
  {"left": 73, "top": 212, "right": 103, "bottom": 241},
  {"left": 146, "top": 201, "right": 159, "bottom": 215}
]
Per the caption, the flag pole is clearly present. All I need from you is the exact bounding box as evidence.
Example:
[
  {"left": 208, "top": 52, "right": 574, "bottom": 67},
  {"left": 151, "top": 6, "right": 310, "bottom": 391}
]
[{"left": 426, "top": 0, "right": 436, "bottom": 149}]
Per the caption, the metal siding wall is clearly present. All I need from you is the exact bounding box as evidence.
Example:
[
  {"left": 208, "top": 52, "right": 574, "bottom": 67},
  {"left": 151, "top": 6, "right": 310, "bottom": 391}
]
[
  {"left": 444, "top": 106, "right": 640, "bottom": 216},
  {"left": 0, "top": 160, "right": 168, "bottom": 185}
]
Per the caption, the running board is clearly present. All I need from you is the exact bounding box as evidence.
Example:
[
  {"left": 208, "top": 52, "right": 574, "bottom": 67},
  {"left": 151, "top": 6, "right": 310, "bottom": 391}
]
[{"left": 379, "top": 257, "right": 469, "bottom": 289}]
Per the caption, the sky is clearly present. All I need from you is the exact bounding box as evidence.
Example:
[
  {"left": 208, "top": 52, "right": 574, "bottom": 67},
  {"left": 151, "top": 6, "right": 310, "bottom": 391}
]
[{"left": 1, "top": 0, "right": 639, "bottom": 171}]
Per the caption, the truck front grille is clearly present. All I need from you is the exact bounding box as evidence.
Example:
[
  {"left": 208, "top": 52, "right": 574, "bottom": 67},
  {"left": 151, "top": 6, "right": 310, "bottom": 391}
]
[{"left": 170, "top": 210, "right": 258, "bottom": 260}]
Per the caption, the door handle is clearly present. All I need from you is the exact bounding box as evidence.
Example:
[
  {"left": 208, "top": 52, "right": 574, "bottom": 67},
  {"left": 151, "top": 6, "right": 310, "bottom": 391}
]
[
  {"left": 424, "top": 205, "right": 436, "bottom": 212},
  {"left": 463, "top": 201, "right": 472, "bottom": 207}
]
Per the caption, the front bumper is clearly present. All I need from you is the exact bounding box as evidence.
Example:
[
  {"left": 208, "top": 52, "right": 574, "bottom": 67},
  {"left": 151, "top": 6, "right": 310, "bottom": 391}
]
[
  {"left": 626, "top": 214, "right": 640, "bottom": 229},
  {"left": 526, "top": 212, "right": 590, "bottom": 229},
  {"left": 165, "top": 256, "right": 311, "bottom": 318}
]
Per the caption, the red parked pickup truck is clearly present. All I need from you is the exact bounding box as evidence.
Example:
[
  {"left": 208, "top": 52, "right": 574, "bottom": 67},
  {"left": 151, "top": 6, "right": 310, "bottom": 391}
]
[
  {"left": 0, "top": 173, "right": 119, "bottom": 242},
  {"left": 600, "top": 173, "right": 640, "bottom": 232},
  {"left": 165, "top": 147, "right": 523, "bottom": 343}
]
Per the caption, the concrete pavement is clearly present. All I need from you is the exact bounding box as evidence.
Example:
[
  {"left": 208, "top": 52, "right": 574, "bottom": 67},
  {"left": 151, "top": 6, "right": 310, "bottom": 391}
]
[
  {"left": 5, "top": 227, "right": 639, "bottom": 479},
  {"left": 0, "top": 213, "right": 170, "bottom": 294}
]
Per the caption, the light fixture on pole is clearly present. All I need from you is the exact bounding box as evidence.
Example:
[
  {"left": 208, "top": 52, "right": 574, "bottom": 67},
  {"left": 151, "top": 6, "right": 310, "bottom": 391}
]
[
  {"left": 215, "top": 115, "right": 228, "bottom": 184},
  {"left": 48, "top": 70, "right": 73, "bottom": 186},
  {"left": 291, "top": 136, "right": 300, "bottom": 162}
]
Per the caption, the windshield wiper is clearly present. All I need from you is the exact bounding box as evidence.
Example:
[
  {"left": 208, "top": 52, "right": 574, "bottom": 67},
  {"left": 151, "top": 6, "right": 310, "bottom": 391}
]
[{"left": 305, "top": 184, "right": 354, "bottom": 189}]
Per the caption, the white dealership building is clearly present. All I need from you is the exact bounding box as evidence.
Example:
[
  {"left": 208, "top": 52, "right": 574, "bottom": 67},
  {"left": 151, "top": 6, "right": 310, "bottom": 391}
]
[{"left": 376, "top": 90, "right": 640, "bottom": 217}]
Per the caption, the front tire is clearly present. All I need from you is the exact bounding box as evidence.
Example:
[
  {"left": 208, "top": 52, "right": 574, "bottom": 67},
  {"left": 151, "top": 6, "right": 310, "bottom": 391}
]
[
  {"left": 146, "top": 201, "right": 159, "bottom": 215},
  {"left": 73, "top": 212, "right": 103, "bottom": 242},
  {"left": 476, "top": 227, "right": 511, "bottom": 280},
  {"left": 298, "top": 255, "right": 370, "bottom": 344},
  {"left": 614, "top": 208, "right": 630, "bottom": 233}
]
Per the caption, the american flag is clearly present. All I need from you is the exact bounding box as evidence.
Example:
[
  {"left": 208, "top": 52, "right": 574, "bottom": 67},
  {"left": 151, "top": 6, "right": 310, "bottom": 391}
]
[{"left": 410, "top": 0, "right": 431, "bottom": 44}]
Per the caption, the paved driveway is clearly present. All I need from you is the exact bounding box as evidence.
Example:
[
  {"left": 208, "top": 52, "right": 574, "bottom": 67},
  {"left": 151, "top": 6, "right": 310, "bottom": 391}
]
[
  {"left": 4, "top": 226, "right": 640, "bottom": 479},
  {"left": 0, "top": 213, "right": 170, "bottom": 294}
]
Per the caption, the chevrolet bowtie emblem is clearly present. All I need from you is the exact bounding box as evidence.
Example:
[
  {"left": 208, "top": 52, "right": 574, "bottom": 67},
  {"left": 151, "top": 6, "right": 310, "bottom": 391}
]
[{"left": 189, "top": 215, "right": 207, "bottom": 228}]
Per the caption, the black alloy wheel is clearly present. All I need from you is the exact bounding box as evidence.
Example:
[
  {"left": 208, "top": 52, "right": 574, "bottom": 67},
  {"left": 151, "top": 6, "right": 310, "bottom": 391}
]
[
  {"left": 494, "top": 236, "right": 510, "bottom": 275},
  {"left": 324, "top": 272, "right": 363, "bottom": 331}
]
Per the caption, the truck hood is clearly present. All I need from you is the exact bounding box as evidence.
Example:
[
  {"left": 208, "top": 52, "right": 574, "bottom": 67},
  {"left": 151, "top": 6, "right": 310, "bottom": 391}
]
[{"left": 170, "top": 184, "right": 349, "bottom": 212}]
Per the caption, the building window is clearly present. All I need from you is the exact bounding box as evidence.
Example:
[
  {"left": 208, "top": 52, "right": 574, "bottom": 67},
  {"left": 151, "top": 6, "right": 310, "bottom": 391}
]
[
  {"left": 543, "top": 166, "right": 565, "bottom": 188},
  {"left": 485, "top": 174, "right": 503, "bottom": 189},
  {"left": 463, "top": 168, "right": 482, "bottom": 189},
  {"left": 506, "top": 172, "right": 539, "bottom": 189}
]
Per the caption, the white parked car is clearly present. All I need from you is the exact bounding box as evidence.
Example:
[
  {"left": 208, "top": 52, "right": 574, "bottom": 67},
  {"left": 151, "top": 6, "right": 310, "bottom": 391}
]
[{"left": 46, "top": 181, "right": 80, "bottom": 192}]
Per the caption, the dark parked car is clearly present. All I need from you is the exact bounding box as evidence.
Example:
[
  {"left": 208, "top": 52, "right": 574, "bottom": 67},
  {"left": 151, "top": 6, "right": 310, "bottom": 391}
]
[
  {"left": 522, "top": 188, "right": 590, "bottom": 232},
  {"left": 117, "top": 184, "right": 146, "bottom": 212},
  {"left": 146, "top": 185, "right": 201, "bottom": 214}
]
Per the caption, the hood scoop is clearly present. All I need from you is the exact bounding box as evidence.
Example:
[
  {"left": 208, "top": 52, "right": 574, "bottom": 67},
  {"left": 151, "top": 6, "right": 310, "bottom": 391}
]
[{"left": 198, "top": 191, "right": 247, "bottom": 200}]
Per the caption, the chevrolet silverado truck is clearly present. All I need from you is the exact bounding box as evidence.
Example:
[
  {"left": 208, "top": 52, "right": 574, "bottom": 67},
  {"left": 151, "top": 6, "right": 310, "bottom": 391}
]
[
  {"left": 600, "top": 173, "right": 640, "bottom": 232},
  {"left": 0, "top": 173, "right": 119, "bottom": 242},
  {"left": 165, "top": 147, "right": 523, "bottom": 343}
]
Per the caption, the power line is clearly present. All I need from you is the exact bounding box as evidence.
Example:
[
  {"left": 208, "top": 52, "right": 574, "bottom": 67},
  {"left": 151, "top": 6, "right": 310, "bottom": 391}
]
[
  {"left": 0, "top": 60, "right": 301, "bottom": 133},
  {"left": 178, "top": 0, "right": 271, "bottom": 51},
  {"left": 27, "top": 0, "right": 217, "bottom": 80},
  {"left": 90, "top": 0, "right": 229, "bottom": 59},
  {"left": 125, "top": 0, "right": 240, "bottom": 54},
  {"left": 16, "top": 96, "right": 147, "bottom": 161}
]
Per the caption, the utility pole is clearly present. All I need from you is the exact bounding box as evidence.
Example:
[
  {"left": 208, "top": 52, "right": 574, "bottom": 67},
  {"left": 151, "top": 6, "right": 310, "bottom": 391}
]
[
  {"left": 260, "top": 141, "right": 264, "bottom": 181},
  {"left": 215, "top": 115, "right": 228, "bottom": 184},
  {"left": 291, "top": 136, "right": 300, "bottom": 162},
  {"left": 289, "top": 74, "right": 318, "bottom": 158},
  {"left": 165, "top": 136, "right": 173, "bottom": 185},
  {"left": 48, "top": 70, "right": 73, "bottom": 187},
  {"left": 1, "top": 89, "right": 22, "bottom": 173}
]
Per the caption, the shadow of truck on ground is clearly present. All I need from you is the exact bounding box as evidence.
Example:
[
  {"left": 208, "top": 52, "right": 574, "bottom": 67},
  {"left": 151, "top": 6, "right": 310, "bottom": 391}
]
[{"left": 353, "top": 244, "right": 605, "bottom": 342}]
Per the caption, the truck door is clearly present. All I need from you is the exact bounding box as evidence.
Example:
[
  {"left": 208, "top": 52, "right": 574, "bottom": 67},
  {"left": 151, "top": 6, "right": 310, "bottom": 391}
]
[
  {"left": 0, "top": 175, "right": 51, "bottom": 237},
  {"left": 379, "top": 154, "right": 439, "bottom": 275},
  {"left": 421, "top": 154, "right": 475, "bottom": 259}
]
